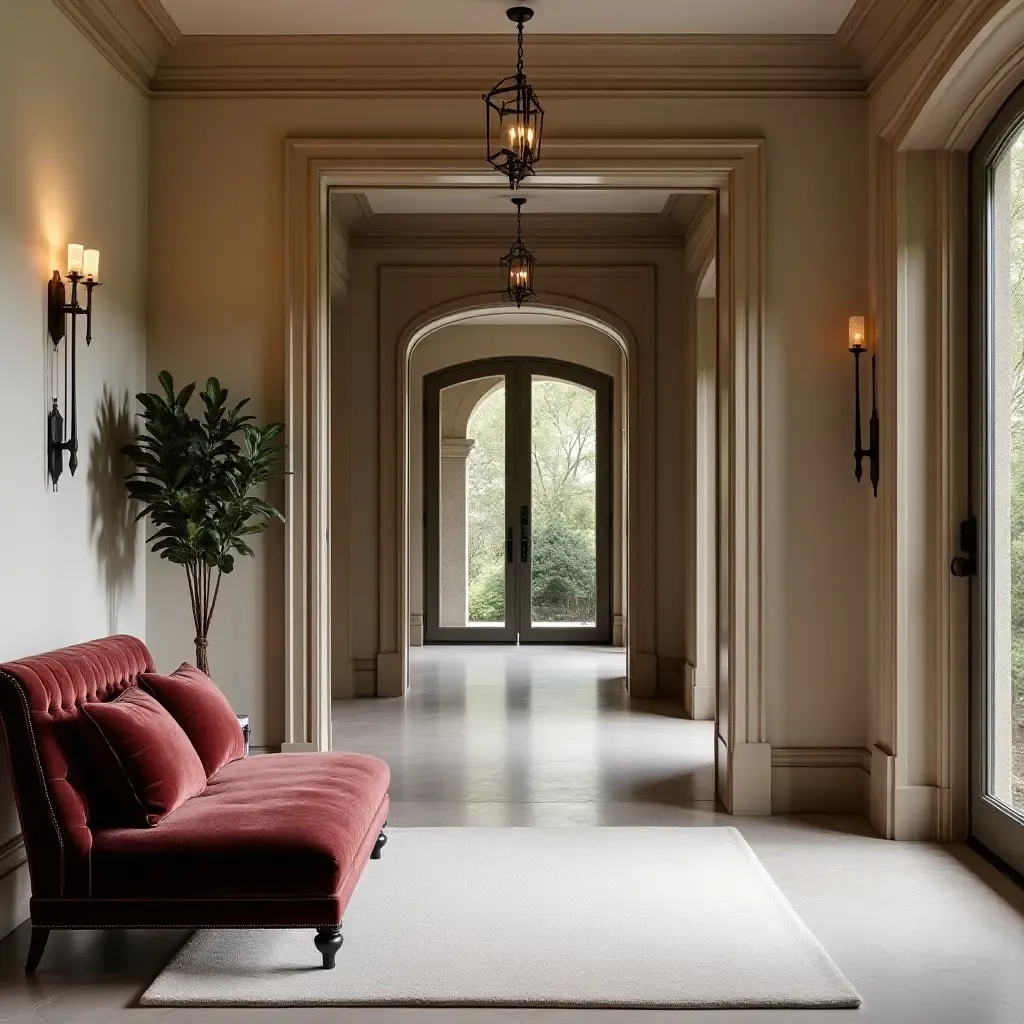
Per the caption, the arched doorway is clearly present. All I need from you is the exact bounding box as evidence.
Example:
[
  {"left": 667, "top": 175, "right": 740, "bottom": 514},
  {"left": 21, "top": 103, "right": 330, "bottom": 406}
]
[
  {"left": 406, "top": 307, "right": 630, "bottom": 659},
  {"left": 423, "top": 356, "right": 614, "bottom": 645}
]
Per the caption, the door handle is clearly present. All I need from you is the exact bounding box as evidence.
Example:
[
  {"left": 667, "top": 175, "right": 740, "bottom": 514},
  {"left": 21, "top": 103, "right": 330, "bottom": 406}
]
[
  {"left": 506, "top": 526, "right": 514, "bottom": 563},
  {"left": 520, "top": 505, "right": 530, "bottom": 562},
  {"left": 951, "top": 517, "right": 977, "bottom": 578}
]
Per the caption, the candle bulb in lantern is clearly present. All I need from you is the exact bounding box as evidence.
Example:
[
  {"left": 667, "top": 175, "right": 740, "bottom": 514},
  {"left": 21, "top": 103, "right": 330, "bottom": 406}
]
[
  {"left": 67, "top": 244, "right": 84, "bottom": 276},
  {"left": 83, "top": 250, "right": 100, "bottom": 281},
  {"left": 848, "top": 316, "right": 866, "bottom": 352}
]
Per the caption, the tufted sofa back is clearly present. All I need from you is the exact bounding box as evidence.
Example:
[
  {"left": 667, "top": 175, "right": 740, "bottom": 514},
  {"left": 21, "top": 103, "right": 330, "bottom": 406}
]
[{"left": 0, "top": 636, "right": 153, "bottom": 898}]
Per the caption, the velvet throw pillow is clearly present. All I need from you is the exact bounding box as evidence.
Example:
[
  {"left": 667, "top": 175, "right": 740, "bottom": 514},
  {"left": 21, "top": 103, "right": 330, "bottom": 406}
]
[
  {"left": 138, "top": 663, "right": 245, "bottom": 778},
  {"left": 80, "top": 687, "right": 206, "bottom": 827}
]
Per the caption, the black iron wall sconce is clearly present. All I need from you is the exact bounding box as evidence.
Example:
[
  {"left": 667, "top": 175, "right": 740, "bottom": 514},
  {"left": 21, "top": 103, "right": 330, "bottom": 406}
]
[
  {"left": 848, "top": 316, "right": 879, "bottom": 497},
  {"left": 47, "top": 244, "right": 100, "bottom": 489}
]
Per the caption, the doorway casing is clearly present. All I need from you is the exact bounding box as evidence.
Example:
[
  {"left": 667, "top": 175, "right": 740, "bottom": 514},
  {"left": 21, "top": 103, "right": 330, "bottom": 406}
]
[{"left": 282, "top": 137, "right": 769, "bottom": 814}]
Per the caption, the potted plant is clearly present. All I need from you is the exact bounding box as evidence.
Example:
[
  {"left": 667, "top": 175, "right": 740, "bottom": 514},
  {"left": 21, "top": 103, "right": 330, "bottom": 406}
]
[{"left": 124, "top": 372, "right": 286, "bottom": 673}]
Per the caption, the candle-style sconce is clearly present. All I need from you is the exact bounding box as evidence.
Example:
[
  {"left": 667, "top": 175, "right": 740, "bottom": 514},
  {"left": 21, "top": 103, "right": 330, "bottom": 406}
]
[
  {"left": 848, "top": 315, "right": 879, "bottom": 497},
  {"left": 47, "top": 244, "right": 100, "bottom": 489}
]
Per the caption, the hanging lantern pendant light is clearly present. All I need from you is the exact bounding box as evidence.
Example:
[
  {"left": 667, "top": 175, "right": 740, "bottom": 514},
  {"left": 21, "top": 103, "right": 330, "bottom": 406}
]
[
  {"left": 483, "top": 6, "right": 545, "bottom": 189},
  {"left": 501, "top": 196, "right": 535, "bottom": 307}
]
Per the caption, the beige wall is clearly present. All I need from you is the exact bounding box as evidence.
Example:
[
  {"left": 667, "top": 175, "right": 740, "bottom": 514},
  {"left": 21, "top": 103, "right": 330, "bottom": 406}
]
[
  {"left": 148, "top": 93, "right": 869, "bottom": 761},
  {"left": 0, "top": 0, "right": 149, "bottom": 937},
  {"left": 407, "top": 321, "right": 626, "bottom": 651}
]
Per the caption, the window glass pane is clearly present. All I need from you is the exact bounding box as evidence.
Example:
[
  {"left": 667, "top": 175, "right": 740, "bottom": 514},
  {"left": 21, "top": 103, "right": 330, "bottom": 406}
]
[
  {"left": 530, "top": 376, "right": 597, "bottom": 627},
  {"left": 438, "top": 377, "right": 506, "bottom": 627},
  {"left": 990, "top": 132, "right": 1024, "bottom": 810}
]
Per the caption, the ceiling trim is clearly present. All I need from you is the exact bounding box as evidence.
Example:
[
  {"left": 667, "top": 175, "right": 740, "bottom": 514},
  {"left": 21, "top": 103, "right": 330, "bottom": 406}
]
[
  {"left": 151, "top": 34, "right": 866, "bottom": 97},
  {"left": 348, "top": 213, "right": 688, "bottom": 250},
  {"left": 51, "top": 0, "right": 178, "bottom": 93},
  {"left": 839, "top": 0, "right": 960, "bottom": 94},
  {"left": 137, "top": 0, "right": 182, "bottom": 46}
]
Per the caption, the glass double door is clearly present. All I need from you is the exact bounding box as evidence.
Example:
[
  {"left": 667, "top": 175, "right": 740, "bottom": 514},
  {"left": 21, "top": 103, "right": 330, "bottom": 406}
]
[
  {"left": 424, "top": 357, "right": 612, "bottom": 644},
  {"left": 969, "top": 88, "right": 1024, "bottom": 874}
]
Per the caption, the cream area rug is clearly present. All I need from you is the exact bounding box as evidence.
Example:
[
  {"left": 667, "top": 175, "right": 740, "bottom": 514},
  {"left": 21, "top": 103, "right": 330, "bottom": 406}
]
[{"left": 141, "top": 827, "right": 860, "bottom": 1009}]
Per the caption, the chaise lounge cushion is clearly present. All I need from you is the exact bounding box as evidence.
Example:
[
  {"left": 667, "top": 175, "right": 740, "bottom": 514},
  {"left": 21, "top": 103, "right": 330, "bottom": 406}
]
[
  {"left": 138, "top": 663, "right": 245, "bottom": 778},
  {"left": 80, "top": 686, "right": 207, "bottom": 827},
  {"left": 90, "top": 752, "right": 390, "bottom": 900}
]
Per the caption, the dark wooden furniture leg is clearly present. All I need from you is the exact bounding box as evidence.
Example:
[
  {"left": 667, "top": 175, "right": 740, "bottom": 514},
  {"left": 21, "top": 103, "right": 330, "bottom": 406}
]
[
  {"left": 371, "top": 820, "right": 388, "bottom": 860},
  {"left": 314, "top": 925, "right": 343, "bottom": 969},
  {"left": 25, "top": 927, "right": 50, "bottom": 973}
]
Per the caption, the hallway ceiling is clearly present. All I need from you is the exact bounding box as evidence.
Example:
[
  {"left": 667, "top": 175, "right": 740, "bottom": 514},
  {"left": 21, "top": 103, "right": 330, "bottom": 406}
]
[
  {"left": 337, "top": 189, "right": 711, "bottom": 237},
  {"left": 359, "top": 189, "right": 691, "bottom": 217},
  {"left": 160, "top": 0, "right": 857, "bottom": 36}
]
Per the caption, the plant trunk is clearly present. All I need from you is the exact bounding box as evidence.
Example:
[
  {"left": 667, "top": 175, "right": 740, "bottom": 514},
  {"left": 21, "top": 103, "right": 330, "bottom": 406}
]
[
  {"left": 185, "top": 560, "right": 211, "bottom": 674},
  {"left": 194, "top": 635, "right": 209, "bottom": 674}
]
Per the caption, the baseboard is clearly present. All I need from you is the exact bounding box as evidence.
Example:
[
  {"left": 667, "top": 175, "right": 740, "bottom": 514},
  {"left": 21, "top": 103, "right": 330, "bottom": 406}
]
[
  {"left": 731, "top": 742, "right": 772, "bottom": 815},
  {"left": 353, "top": 658, "right": 377, "bottom": 697},
  {"left": 867, "top": 744, "right": 943, "bottom": 840},
  {"left": 280, "top": 741, "right": 317, "bottom": 753},
  {"left": 657, "top": 658, "right": 682, "bottom": 699},
  {"left": 0, "top": 834, "right": 29, "bottom": 941},
  {"left": 0, "top": 833, "right": 27, "bottom": 884},
  {"left": 376, "top": 652, "right": 404, "bottom": 698},
  {"left": 770, "top": 747, "right": 871, "bottom": 815},
  {"left": 682, "top": 662, "right": 715, "bottom": 720},
  {"left": 612, "top": 614, "right": 625, "bottom": 647},
  {"left": 892, "top": 784, "right": 940, "bottom": 840},
  {"left": 630, "top": 650, "right": 658, "bottom": 698},
  {"left": 409, "top": 614, "right": 424, "bottom": 648},
  {"left": 771, "top": 747, "right": 872, "bottom": 770}
]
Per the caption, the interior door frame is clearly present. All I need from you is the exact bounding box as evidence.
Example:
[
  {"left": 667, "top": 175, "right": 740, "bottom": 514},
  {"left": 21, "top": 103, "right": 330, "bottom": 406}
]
[
  {"left": 423, "top": 356, "right": 613, "bottom": 645},
  {"left": 284, "top": 136, "right": 771, "bottom": 816},
  {"left": 969, "top": 82, "right": 1024, "bottom": 871}
]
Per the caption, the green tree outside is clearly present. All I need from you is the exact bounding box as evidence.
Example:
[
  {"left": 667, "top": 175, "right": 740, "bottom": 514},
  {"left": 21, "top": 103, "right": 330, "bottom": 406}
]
[{"left": 465, "top": 378, "right": 598, "bottom": 624}]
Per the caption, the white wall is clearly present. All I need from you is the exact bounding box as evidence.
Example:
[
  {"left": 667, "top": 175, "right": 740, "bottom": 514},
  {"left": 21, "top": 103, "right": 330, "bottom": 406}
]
[{"left": 0, "top": 0, "right": 149, "bottom": 937}]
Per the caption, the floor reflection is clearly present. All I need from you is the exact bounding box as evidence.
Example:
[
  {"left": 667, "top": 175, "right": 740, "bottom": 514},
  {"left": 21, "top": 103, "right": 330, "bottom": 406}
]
[{"left": 331, "top": 645, "right": 717, "bottom": 821}]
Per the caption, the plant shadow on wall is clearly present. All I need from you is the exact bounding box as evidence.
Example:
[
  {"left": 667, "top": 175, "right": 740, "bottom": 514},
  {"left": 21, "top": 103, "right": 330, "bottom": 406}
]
[
  {"left": 87, "top": 387, "right": 138, "bottom": 634},
  {"left": 123, "top": 373, "right": 286, "bottom": 674}
]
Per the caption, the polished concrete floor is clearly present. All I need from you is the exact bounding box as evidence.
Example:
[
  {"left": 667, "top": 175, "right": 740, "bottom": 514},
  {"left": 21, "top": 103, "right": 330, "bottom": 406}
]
[{"left": 2, "top": 646, "right": 1024, "bottom": 1022}]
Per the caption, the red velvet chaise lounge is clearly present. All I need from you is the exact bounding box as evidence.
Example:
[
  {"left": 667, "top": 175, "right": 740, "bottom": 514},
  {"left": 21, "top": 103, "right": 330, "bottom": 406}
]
[{"left": 0, "top": 635, "right": 389, "bottom": 972}]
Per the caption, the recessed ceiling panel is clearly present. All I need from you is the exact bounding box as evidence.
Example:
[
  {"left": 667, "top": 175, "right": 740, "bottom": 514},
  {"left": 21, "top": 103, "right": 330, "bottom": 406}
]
[
  {"left": 360, "top": 188, "right": 678, "bottom": 216},
  {"left": 162, "top": 0, "right": 857, "bottom": 36}
]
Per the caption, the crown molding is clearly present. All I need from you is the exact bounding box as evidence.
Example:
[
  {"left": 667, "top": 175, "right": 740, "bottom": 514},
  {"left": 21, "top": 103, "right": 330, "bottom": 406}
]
[
  {"left": 838, "top": 0, "right": 961, "bottom": 95},
  {"left": 349, "top": 213, "right": 688, "bottom": 250},
  {"left": 136, "top": 0, "right": 181, "bottom": 46},
  {"left": 151, "top": 33, "right": 866, "bottom": 97},
  {"left": 52, "top": 0, "right": 179, "bottom": 93}
]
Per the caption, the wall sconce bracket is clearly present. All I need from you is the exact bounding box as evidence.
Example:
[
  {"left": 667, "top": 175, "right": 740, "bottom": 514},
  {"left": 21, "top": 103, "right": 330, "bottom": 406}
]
[
  {"left": 46, "top": 249, "right": 100, "bottom": 490},
  {"left": 851, "top": 343, "right": 880, "bottom": 497}
]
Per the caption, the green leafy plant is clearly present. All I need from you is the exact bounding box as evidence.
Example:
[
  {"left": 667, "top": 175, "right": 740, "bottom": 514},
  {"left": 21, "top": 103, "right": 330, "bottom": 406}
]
[{"left": 123, "top": 371, "right": 286, "bottom": 673}]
